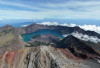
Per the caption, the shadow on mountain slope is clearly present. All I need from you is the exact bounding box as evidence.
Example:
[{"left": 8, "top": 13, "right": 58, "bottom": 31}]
[{"left": 57, "top": 35, "right": 100, "bottom": 59}]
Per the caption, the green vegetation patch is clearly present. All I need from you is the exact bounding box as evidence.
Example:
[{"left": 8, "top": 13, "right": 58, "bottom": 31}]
[{"left": 0, "top": 32, "right": 15, "bottom": 46}]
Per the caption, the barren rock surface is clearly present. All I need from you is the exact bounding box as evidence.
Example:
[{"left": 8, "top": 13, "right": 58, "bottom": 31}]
[{"left": 0, "top": 46, "right": 94, "bottom": 68}]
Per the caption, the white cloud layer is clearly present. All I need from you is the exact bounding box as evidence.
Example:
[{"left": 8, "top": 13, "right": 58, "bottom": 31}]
[
  {"left": 1, "top": 0, "right": 100, "bottom": 19},
  {"left": 63, "top": 32, "right": 100, "bottom": 43},
  {"left": 22, "top": 24, "right": 29, "bottom": 27},
  {"left": 40, "top": 22, "right": 77, "bottom": 27},
  {"left": 39, "top": 22, "right": 59, "bottom": 26},
  {"left": 0, "top": 19, "right": 4, "bottom": 20},
  {"left": 79, "top": 25, "right": 100, "bottom": 34},
  {"left": 40, "top": 22, "right": 100, "bottom": 34}
]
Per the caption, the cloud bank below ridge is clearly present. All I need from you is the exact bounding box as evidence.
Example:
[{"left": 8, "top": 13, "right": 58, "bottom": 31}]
[
  {"left": 63, "top": 32, "right": 100, "bottom": 43},
  {"left": 40, "top": 22, "right": 100, "bottom": 34}
]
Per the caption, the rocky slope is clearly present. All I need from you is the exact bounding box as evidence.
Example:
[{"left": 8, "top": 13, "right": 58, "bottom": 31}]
[
  {"left": 58, "top": 35, "right": 100, "bottom": 59},
  {"left": 0, "top": 35, "right": 100, "bottom": 68},
  {"left": 0, "top": 24, "right": 100, "bottom": 68},
  {"left": 0, "top": 46, "right": 97, "bottom": 68},
  {"left": 0, "top": 25, "right": 24, "bottom": 55}
]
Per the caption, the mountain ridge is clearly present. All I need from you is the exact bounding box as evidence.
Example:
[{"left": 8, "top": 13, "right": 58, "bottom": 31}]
[
  {"left": 0, "top": 23, "right": 100, "bottom": 68},
  {"left": 20, "top": 23, "right": 100, "bottom": 39},
  {"left": 58, "top": 35, "right": 100, "bottom": 59}
]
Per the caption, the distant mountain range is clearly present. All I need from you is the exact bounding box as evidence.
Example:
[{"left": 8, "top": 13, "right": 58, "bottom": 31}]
[{"left": 0, "top": 19, "right": 100, "bottom": 27}]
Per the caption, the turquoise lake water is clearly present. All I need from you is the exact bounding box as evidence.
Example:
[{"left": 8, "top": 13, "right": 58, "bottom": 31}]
[{"left": 21, "top": 29, "right": 64, "bottom": 42}]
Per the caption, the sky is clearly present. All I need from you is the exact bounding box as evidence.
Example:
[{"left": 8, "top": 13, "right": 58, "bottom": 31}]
[{"left": 0, "top": 0, "right": 100, "bottom": 20}]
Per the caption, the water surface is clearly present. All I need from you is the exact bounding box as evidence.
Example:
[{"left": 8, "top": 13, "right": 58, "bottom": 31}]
[{"left": 22, "top": 29, "right": 64, "bottom": 42}]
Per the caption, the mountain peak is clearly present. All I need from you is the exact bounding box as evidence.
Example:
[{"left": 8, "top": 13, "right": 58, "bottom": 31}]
[
  {"left": 61, "top": 35, "right": 79, "bottom": 44},
  {"left": 58, "top": 35, "right": 100, "bottom": 59},
  {"left": 3, "top": 25, "right": 13, "bottom": 29},
  {"left": 65, "top": 35, "right": 77, "bottom": 39}
]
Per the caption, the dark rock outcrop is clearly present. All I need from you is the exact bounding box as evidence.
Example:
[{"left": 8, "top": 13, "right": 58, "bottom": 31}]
[{"left": 58, "top": 35, "right": 100, "bottom": 59}]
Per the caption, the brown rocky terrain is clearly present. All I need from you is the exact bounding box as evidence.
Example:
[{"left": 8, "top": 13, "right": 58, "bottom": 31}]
[
  {"left": 0, "top": 25, "right": 25, "bottom": 55},
  {"left": 0, "top": 46, "right": 94, "bottom": 68},
  {"left": 0, "top": 24, "right": 100, "bottom": 68}
]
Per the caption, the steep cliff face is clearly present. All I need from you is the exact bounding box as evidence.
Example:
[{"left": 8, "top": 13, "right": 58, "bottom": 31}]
[{"left": 0, "top": 46, "right": 92, "bottom": 68}]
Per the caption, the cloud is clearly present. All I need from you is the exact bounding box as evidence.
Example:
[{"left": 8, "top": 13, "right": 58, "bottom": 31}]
[
  {"left": 79, "top": 25, "right": 100, "bottom": 34},
  {"left": 39, "top": 1, "right": 100, "bottom": 10},
  {"left": 1, "top": 0, "right": 100, "bottom": 19},
  {"left": 34, "top": 18, "right": 45, "bottom": 20},
  {"left": 39, "top": 22, "right": 59, "bottom": 26},
  {"left": 0, "top": 9, "right": 46, "bottom": 19},
  {"left": 40, "top": 22, "right": 77, "bottom": 27},
  {"left": 0, "top": 1, "right": 41, "bottom": 11},
  {"left": 72, "top": 32, "right": 100, "bottom": 43},
  {"left": 0, "top": 19, "right": 4, "bottom": 20},
  {"left": 40, "top": 22, "right": 100, "bottom": 34},
  {"left": 63, "top": 32, "right": 100, "bottom": 43},
  {"left": 22, "top": 24, "right": 29, "bottom": 27}
]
